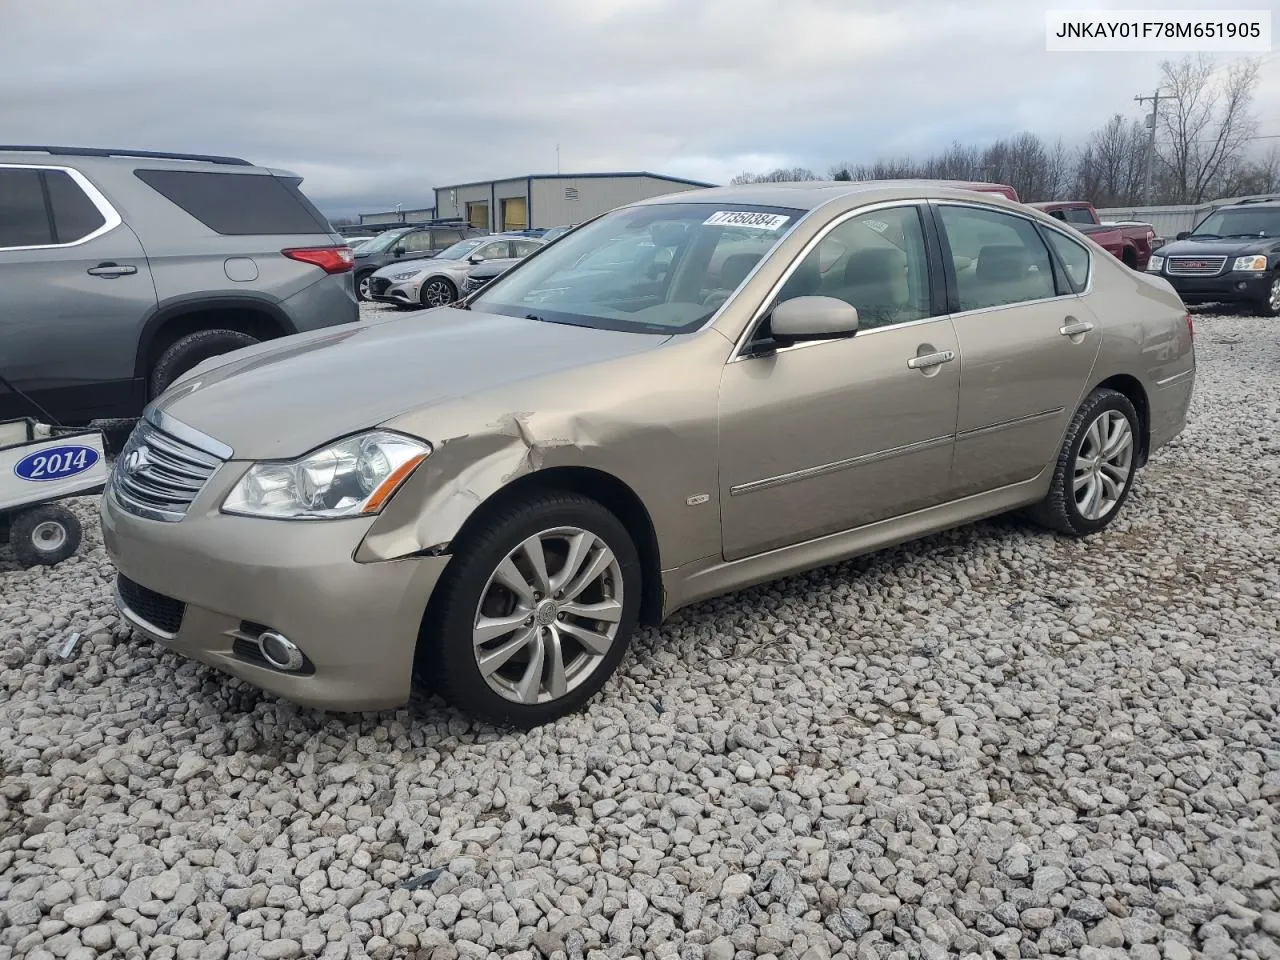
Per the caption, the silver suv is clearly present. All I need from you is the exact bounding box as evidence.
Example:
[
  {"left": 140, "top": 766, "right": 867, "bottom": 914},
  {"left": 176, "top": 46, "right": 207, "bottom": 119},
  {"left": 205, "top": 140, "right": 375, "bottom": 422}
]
[{"left": 0, "top": 146, "right": 358, "bottom": 426}]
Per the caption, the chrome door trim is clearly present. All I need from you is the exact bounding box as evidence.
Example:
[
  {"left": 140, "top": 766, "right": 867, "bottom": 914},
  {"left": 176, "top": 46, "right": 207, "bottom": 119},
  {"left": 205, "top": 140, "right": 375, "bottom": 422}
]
[
  {"left": 0, "top": 163, "right": 123, "bottom": 251},
  {"left": 907, "top": 349, "right": 956, "bottom": 370},
  {"left": 956, "top": 407, "right": 1064, "bottom": 439},
  {"left": 1059, "top": 320, "right": 1095, "bottom": 336},
  {"left": 729, "top": 433, "right": 954, "bottom": 497}
]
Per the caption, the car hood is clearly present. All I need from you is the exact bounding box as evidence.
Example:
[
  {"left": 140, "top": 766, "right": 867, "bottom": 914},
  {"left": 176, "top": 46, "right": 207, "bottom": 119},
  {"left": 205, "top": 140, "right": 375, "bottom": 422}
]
[
  {"left": 1155, "top": 237, "right": 1279, "bottom": 258},
  {"left": 151, "top": 310, "right": 668, "bottom": 460},
  {"left": 371, "top": 256, "right": 456, "bottom": 279}
]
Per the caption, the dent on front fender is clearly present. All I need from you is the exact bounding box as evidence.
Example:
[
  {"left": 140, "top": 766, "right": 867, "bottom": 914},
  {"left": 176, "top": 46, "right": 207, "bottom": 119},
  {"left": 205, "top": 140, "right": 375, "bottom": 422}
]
[{"left": 353, "top": 410, "right": 599, "bottom": 563}]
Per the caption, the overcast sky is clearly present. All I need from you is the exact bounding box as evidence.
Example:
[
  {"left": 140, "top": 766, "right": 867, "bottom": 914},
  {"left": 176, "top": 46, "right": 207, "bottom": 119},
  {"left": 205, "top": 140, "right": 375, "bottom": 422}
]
[{"left": 3, "top": 0, "right": 1277, "bottom": 218}]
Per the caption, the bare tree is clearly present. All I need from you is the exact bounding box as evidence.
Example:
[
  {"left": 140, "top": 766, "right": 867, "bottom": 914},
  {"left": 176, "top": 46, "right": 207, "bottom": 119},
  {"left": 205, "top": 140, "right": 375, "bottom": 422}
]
[
  {"left": 1074, "top": 114, "right": 1148, "bottom": 206},
  {"left": 1156, "top": 55, "right": 1259, "bottom": 204},
  {"left": 730, "top": 167, "right": 820, "bottom": 184}
]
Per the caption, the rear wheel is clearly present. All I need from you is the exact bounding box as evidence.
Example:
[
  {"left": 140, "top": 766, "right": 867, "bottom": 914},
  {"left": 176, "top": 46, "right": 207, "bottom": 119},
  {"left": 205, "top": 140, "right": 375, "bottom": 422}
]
[
  {"left": 1253, "top": 275, "right": 1280, "bottom": 317},
  {"left": 1029, "top": 388, "right": 1139, "bottom": 537},
  {"left": 11, "top": 504, "right": 82, "bottom": 567},
  {"left": 420, "top": 277, "right": 457, "bottom": 308},
  {"left": 356, "top": 271, "right": 376, "bottom": 302},
  {"left": 419, "top": 492, "right": 640, "bottom": 728},
  {"left": 149, "top": 329, "right": 259, "bottom": 398}
]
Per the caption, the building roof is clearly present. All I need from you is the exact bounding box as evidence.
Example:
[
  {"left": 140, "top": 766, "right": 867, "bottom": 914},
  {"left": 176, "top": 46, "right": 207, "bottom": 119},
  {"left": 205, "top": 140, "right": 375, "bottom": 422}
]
[{"left": 435, "top": 171, "right": 716, "bottom": 191}]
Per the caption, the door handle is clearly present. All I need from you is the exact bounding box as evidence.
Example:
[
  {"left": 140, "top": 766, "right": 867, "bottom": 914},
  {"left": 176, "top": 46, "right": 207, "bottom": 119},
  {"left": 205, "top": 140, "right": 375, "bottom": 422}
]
[
  {"left": 87, "top": 262, "right": 137, "bottom": 278},
  {"left": 1059, "top": 320, "right": 1094, "bottom": 337},
  {"left": 907, "top": 350, "right": 955, "bottom": 370}
]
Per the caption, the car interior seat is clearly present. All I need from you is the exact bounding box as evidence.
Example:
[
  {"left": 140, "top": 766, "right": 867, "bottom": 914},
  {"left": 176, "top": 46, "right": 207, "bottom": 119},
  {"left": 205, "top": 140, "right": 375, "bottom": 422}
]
[{"left": 838, "top": 248, "right": 910, "bottom": 328}]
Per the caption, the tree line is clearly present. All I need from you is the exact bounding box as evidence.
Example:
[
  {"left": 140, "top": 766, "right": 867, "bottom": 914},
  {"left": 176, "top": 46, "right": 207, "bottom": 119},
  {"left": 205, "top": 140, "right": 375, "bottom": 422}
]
[{"left": 733, "top": 56, "right": 1278, "bottom": 208}]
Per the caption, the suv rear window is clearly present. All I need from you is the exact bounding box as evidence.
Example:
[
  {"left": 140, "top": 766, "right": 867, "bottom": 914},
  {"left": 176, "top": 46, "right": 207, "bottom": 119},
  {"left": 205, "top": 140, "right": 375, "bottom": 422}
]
[
  {"left": 46, "top": 170, "right": 106, "bottom": 242},
  {"left": 134, "top": 169, "right": 331, "bottom": 236},
  {"left": 0, "top": 168, "right": 108, "bottom": 247}
]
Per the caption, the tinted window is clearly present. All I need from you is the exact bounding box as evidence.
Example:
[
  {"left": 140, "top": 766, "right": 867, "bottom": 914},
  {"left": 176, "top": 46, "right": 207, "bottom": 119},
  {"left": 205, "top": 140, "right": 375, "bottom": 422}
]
[
  {"left": 1191, "top": 207, "right": 1280, "bottom": 238},
  {"left": 134, "top": 169, "right": 330, "bottom": 235},
  {"left": 400, "top": 230, "right": 436, "bottom": 253},
  {"left": 431, "top": 229, "right": 464, "bottom": 247},
  {"left": 938, "top": 205, "right": 1056, "bottom": 311},
  {"left": 1062, "top": 207, "right": 1095, "bottom": 225},
  {"left": 0, "top": 168, "right": 53, "bottom": 248},
  {"left": 512, "top": 239, "right": 543, "bottom": 257},
  {"left": 1043, "top": 228, "right": 1091, "bottom": 293},
  {"left": 778, "top": 205, "right": 934, "bottom": 329},
  {"left": 45, "top": 170, "right": 106, "bottom": 243}
]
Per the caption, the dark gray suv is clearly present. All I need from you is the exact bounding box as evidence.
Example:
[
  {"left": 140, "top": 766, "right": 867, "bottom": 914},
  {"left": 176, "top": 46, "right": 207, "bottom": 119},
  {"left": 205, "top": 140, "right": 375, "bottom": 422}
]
[{"left": 0, "top": 146, "right": 359, "bottom": 424}]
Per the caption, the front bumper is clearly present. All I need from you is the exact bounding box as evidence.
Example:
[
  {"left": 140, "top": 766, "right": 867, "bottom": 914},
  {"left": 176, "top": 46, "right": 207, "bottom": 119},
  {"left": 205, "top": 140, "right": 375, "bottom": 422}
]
[
  {"left": 100, "top": 474, "right": 449, "bottom": 711},
  {"left": 369, "top": 275, "right": 419, "bottom": 306},
  {"left": 1158, "top": 270, "right": 1271, "bottom": 304}
]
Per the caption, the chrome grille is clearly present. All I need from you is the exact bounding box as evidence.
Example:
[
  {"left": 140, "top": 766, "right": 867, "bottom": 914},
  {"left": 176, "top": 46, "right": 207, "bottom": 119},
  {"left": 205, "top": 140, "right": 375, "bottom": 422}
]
[
  {"left": 111, "top": 417, "right": 225, "bottom": 521},
  {"left": 1166, "top": 256, "right": 1227, "bottom": 277}
]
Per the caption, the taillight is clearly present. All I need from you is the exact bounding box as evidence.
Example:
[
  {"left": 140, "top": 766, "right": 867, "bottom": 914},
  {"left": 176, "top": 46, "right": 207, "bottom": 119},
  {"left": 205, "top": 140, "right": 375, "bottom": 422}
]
[
  {"left": 282, "top": 246, "right": 354, "bottom": 274},
  {"left": 1185, "top": 312, "right": 1194, "bottom": 340}
]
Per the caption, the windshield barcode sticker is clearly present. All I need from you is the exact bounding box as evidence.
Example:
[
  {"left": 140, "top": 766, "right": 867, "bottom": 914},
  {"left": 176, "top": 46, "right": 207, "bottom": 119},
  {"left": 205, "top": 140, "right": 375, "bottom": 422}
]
[{"left": 703, "top": 211, "right": 791, "bottom": 231}]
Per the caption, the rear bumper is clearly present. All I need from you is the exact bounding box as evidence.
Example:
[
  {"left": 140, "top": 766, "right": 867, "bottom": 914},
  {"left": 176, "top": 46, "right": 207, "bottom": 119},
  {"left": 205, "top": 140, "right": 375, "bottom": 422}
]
[
  {"left": 1160, "top": 271, "right": 1271, "bottom": 304},
  {"left": 284, "top": 274, "right": 360, "bottom": 332}
]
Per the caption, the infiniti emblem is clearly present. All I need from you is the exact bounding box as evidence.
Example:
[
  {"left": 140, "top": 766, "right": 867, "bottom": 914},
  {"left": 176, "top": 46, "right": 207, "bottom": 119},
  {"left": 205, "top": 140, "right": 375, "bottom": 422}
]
[{"left": 123, "top": 446, "right": 152, "bottom": 476}]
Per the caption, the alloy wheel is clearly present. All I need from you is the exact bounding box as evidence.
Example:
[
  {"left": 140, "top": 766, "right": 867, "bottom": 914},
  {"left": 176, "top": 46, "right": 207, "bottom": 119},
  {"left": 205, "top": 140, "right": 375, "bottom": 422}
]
[
  {"left": 357, "top": 275, "right": 372, "bottom": 300},
  {"left": 422, "top": 279, "right": 454, "bottom": 307},
  {"left": 1073, "top": 410, "right": 1133, "bottom": 521},
  {"left": 472, "top": 526, "right": 624, "bottom": 704},
  {"left": 1270, "top": 277, "right": 1280, "bottom": 314}
]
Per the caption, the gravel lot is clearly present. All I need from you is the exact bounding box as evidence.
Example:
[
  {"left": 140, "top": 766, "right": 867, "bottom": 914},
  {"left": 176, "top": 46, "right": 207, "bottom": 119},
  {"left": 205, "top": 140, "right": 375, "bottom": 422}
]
[{"left": 2, "top": 307, "right": 1278, "bottom": 960}]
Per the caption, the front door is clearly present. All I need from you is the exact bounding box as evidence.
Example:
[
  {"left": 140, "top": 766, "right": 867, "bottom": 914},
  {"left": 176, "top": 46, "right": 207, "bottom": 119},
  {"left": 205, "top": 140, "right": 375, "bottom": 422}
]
[
  {"left": 718, "top": 203, "right": 961, "bottom": 562},
  {"left": 932, "top": 202, "right": 1103, "bottom": 496},
  {"left": 0, "top": 164, "right": 158, "bottom": 422}
]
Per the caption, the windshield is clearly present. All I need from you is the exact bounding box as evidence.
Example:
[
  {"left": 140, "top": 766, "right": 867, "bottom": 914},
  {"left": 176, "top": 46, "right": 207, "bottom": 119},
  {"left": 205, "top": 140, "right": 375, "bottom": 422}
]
[
  {"left": 359, "top": 228, "right": 411, "bottom": 254},
  {"left": 468, "top": 203, "right": 804, "bottom": 334},
  {"left": 434, "top": 237, "right": 489, "bottom": 260},
  {"left": 541, "top": 225, "right": 572, "bottom": 242},
  {"left": 1190, "top": 208, "right": 1280, "bottom": 238}
]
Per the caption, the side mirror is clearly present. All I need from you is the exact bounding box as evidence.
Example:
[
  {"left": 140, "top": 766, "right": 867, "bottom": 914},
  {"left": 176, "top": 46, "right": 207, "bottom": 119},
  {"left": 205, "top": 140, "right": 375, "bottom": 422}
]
[
  {"left": 467, "top": 254, "right": 483, "bottom": 264},
  {"left": 1176, "top": 231, "right": 1190, "bottom": 241},
  {"left": 770, "top": 296, "right": 859, "bottom": 346},
  {"left": 393, "top": 247, "right": 406, "bottom": 257}
]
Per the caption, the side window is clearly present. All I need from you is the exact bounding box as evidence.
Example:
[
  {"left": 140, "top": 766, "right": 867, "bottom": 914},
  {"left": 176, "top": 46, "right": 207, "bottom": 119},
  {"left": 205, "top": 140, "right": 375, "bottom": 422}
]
[
  {"left": 432, "top": 229, "right": 463, "bottom": 247},
  {"left": 401, "top": 231, "right": 436, "bottom": 253},
  {"left": 513, "top": 239, "right": 542, "bottom": 257},
  {"left": 777, "top": 205, "right": 933, "bottom": 330},
  {"left": 45, "top": 171, "right": 106, "bottom": 243},
  {"left": 938, "top": 205, "right": 1057, "bottom": 311},
  {"left": 0, "top": 168, "right": 54, "bottom": 248},
  {"left": 1043, "top": 228, "right": 1091, "bottom": 293},
  {"left": 1064, "top": 208, "right": 1095, "bottom": 225},
  {"left": 477, "top": 241, "right": 510, "bottom": 261}
]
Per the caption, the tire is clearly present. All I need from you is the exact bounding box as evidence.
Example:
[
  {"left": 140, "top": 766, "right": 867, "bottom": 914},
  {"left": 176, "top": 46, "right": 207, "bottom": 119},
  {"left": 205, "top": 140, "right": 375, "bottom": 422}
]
[
  {"left": 356, "top": 271, "right": 376, "bottom": 302},
  {"left": 1253, "top": 275, "right": 1280, "bottom": 317},
  {"left": 149, "top": 329, "right": 259, "bottom": 399},
  {"left": 420, "top": 492, "right": 641, "bottom": 728},
  {"left": 1028, "top": 388, "right": 1139, "bottom": 537},
  {"left": 420, "top": 277, "right": 457, "bottom": 308},
  {"left": 11, "top": 504, "right": 82, "bottom": 567}
]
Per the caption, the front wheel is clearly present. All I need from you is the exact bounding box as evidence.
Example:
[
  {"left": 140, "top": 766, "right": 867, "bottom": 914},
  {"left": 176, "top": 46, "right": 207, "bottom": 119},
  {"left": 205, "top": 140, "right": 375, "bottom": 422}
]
[
  {"left": 420, "top": 277, "right": 457, "bottom": 308},
  {"left": 1028, "top": 388, "right": 1139, "bottom": 537},
  {"left": 11, "top": 504, "right": 83, "bottom": 567},
  {"left": 356, "top": 271, "right": 376, "bottom": 302},
  {"left": 419, "top": 492, "right": 641, "bottom": 728},
  {"left": 1253, "top": 275, "right": 1280, "bottom": 317}
]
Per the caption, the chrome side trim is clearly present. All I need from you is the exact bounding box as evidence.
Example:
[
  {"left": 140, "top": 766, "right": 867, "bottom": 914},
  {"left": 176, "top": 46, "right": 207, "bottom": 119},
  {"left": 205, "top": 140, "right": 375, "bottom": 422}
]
[
  {"left": 0, "top": 164, "right": 123, "bottom": 251},
  {"left": 730, "top": 434, "right": 954, "bottom": 497},
  {"left": 146, "top": 406, "right": 235, "bottom": 460},
  {"left": 1156, "top": 369, "right": 1193, "bottom": 387},
  {"left": 957, "top": 408, "right": 1064, "bottom": 440},
  {"left": 114, "top": 587, "right": 177, "bottom": 643}
]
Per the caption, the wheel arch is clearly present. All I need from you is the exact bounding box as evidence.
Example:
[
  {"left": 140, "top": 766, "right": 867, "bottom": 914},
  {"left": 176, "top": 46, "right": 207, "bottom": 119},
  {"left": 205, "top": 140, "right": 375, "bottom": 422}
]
[
  {"left": 134, "top": 296, "right": 296, "bottom": 380},
  {"left": 1092, "top": 373, "right": 1150, "bottom": 466}
]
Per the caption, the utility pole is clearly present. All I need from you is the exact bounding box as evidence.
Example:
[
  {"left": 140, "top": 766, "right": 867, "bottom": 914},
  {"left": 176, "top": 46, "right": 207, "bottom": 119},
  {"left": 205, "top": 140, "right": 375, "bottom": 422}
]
[
  {"left": 1135, "top": 89, "right": 1165, "bottom": 205},
  {"left": 556, "top": 144, "right": 561, "bottom": 174}
]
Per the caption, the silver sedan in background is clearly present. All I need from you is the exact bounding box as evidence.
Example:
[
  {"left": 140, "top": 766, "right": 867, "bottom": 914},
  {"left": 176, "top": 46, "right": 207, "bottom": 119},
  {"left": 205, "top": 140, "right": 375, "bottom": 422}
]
[{"left": 368, "top": 234, "right": 546, "bottom": 308}]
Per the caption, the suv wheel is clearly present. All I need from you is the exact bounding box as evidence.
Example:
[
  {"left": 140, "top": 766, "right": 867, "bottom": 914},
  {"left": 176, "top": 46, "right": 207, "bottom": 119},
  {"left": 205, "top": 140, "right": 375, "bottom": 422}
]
[
  {"left": 1028, "top": 388, "right": 1139, "bottom": 537},
  {"left": 420, "top": 278, "right": 457, "bottom": 308},
  {"left": 420, "top": 492, "right": 641, "bottom": 728},
  {"left": 356, "top": 271, "right": 376, "bottom": 302},
  {"left": 1254, "top": 275, "right": 1280, "bottom": 317},
  {"left": 150, "top": 329, "right": 259, "bottom": 399}
]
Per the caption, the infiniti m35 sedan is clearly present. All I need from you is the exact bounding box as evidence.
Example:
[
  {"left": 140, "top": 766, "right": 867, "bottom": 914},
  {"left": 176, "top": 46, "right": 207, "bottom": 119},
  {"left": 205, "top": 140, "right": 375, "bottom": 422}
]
[{"left": 102, "top": 181, "right": 1195, "bottom": 727}]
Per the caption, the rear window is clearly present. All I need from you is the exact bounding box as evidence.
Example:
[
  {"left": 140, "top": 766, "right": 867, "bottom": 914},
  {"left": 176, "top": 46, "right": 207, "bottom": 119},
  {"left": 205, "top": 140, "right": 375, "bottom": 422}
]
[
  {"left": 46, "top": 170, "right": 106, "bottom": 242},
  {"left": 0, "top": 168, "right": 53, "bottom": 247},
  {"left": 134, "top": 169, "right": 331, "bottom": 235}
]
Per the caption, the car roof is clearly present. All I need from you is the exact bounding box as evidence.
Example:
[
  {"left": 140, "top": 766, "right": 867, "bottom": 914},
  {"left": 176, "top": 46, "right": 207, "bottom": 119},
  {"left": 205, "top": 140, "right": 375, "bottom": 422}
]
[
  {"left": 0, "top": 146, "right": 286, "bottom": 176},
  {"left": 631, "top": 179, "right": 1026, "bottom": 212}
]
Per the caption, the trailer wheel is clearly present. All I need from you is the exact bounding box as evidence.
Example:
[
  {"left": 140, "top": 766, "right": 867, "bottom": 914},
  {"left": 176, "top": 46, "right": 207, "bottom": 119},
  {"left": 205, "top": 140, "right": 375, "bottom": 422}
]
[{"left": 11, "top": 505, "right": 83, "bottom": 567}]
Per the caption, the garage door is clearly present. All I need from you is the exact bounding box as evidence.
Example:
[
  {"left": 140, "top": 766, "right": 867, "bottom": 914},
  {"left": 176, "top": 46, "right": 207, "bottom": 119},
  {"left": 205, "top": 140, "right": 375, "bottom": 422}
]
[
  {"left": 466, "top": 202, "right": 489, "bottom": 229},
  {"left": 502, "top": 197, "right": 528, "bottom": 231}
]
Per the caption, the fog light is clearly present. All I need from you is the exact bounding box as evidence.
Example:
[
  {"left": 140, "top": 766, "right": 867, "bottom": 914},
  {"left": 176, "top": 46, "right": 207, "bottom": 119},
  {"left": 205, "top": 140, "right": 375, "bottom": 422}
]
[{"left": 258, "top": 630, "right": 305, "bottom": 672}]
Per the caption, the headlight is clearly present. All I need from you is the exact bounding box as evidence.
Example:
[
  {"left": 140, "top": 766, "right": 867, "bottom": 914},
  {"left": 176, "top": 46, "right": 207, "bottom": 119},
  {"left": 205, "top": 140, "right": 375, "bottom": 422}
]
[
  {"left": 1233, "top": 255, "right": 1267, "bottom": 272},
  {"left": 222, "top": 431, "right": 430, "bottom": 520},
  {"left": 392, "top": 271, "right": 421, "bottom": 282},
  {"left": 1146, "top": 256, "right": 1165, "bottom": 273}
]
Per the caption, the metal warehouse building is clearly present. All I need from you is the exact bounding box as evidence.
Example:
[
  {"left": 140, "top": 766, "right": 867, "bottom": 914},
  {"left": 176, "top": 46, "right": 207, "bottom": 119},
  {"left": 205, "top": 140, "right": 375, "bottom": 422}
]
[{"left": 433, "top": 172, "right": 714, "bottom": 232}]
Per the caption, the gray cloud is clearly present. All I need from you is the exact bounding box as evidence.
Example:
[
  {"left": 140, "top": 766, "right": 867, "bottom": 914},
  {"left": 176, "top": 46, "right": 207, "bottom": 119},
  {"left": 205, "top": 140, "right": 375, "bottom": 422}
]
[{"left": 3, "top": 0, "right": 1275, "bottom": 217}]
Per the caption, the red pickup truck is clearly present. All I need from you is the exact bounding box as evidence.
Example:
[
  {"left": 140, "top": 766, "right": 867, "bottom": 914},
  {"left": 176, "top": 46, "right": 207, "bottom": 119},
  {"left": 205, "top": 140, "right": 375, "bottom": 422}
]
[{"left": 1029, "top": 201, "right": 1156, "bottom": 271}]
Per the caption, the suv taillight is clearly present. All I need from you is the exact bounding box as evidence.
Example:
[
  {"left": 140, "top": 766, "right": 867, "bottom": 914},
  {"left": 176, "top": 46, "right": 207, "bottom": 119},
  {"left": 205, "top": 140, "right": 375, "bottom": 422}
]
[{"left": 283, "top": 246, "right": 354, "bottom": 274}]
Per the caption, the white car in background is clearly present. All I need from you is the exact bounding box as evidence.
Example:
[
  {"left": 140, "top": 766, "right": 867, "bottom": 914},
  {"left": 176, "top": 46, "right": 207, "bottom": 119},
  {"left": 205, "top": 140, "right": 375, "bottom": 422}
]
[{"left": 368, "top": 234, "right": 546, "bottom": 308}]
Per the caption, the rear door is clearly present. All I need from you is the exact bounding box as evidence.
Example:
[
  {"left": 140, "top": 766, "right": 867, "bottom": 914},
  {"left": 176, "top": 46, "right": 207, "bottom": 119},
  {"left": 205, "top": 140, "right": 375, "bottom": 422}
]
[
  {"left": 932, "top": 201, "right": 1102, "bottom": 497},
  {"left": 0, "top": 164, "right": 157, "bottom": 422}
]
